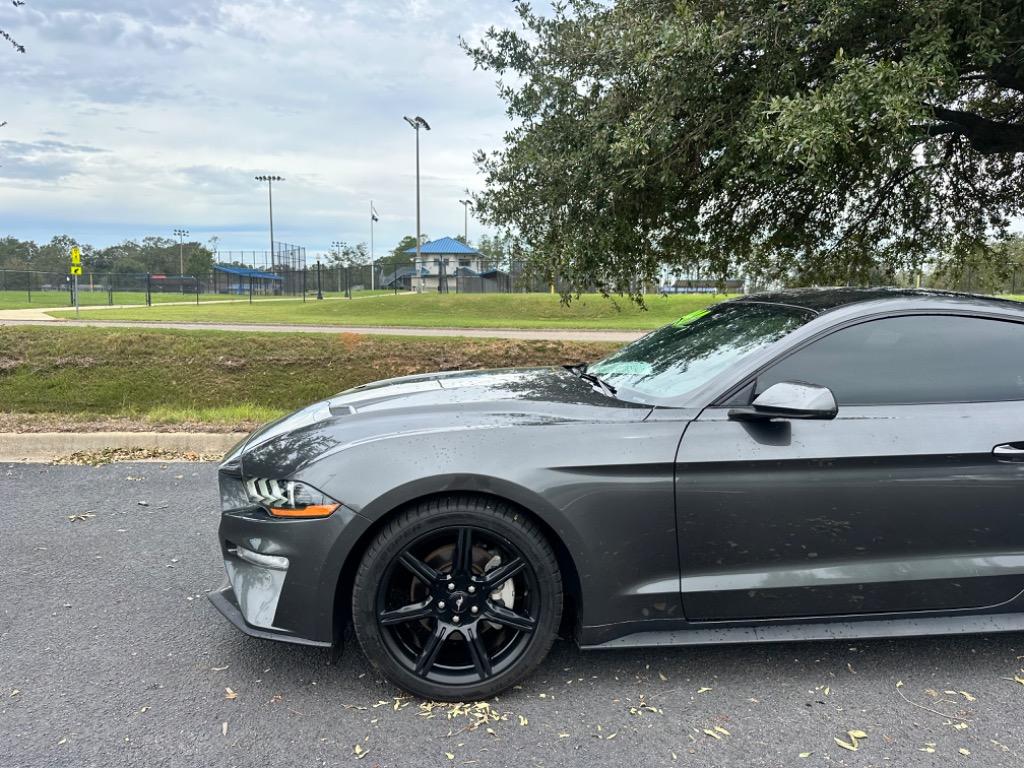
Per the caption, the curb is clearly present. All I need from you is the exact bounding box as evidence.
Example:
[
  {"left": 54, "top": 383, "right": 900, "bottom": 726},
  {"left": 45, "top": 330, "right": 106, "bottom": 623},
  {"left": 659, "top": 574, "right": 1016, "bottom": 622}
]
[{"left": 0, "top": 431, "right": 248, "bottom": 463}]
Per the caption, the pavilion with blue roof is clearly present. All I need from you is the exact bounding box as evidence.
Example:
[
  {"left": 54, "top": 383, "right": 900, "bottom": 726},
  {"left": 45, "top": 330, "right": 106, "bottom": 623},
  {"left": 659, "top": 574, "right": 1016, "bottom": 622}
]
[
  {"left": 212, "top": 263, "right": 284, "bottom": 295},
  {"left": 402, "top": 236, "right": 487, "bottom": 293}
]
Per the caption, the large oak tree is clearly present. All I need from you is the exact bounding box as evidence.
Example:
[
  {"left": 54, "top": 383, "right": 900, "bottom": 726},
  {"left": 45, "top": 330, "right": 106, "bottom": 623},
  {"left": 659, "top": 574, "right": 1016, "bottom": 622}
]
[{"left": 464, "top": 1, "right": 1024, "bottom": 294}]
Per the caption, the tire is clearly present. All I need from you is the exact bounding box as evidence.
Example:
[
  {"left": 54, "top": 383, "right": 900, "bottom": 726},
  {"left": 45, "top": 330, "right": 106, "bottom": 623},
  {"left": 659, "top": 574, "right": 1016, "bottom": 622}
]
[{"left": 351, "top": 495, "right": 562, "bottom": 701}]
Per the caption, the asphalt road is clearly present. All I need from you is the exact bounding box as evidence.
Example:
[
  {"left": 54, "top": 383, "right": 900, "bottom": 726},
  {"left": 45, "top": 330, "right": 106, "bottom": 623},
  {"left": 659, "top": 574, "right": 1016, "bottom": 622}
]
[{"left": 2, "top": 463, "right": 1023, "bottom": 767}]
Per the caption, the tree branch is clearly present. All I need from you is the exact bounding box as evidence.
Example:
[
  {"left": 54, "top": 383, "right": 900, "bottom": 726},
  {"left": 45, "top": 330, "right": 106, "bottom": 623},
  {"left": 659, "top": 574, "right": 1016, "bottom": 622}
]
[{"left": 921, "top": 106, "right": 1024, "bottom": 154}]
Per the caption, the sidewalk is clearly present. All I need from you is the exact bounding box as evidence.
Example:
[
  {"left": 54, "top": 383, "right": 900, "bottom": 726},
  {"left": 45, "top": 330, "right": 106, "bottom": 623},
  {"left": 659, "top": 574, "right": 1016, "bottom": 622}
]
[{"left": 0, "top": 431, "right": 246, "bottom": 462}]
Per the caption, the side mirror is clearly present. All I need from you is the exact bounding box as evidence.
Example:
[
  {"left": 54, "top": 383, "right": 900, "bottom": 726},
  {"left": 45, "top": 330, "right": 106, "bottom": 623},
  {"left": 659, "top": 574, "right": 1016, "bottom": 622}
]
[{"left": 728, "top": 381, "right": 838, "bottom": 422}]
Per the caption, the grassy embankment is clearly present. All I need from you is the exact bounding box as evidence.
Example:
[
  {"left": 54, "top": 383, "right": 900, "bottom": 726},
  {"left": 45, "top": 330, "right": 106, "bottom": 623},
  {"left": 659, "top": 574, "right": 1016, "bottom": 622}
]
[
  {"left": 0, "top": 326, "right": 618, "bottom": 431},
  {"left": 48, "top": 292, "right": 732, "bottom": 330}
]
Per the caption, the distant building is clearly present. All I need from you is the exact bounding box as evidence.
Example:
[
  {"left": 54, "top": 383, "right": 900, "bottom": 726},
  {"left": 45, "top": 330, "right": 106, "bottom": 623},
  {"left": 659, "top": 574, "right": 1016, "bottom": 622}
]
[
  {"left": 658, "top": 265, "right": 745, "bottom": 294},
  {"left": 403, "top": 237, "right": 489, "bottom": 293}
]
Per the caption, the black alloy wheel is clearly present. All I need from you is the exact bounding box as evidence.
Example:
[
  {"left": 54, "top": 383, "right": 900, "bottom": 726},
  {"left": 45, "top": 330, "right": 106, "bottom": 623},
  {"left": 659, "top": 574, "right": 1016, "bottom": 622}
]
[{"left": 352, "top": 496, "right": 562, "bottom": 701}]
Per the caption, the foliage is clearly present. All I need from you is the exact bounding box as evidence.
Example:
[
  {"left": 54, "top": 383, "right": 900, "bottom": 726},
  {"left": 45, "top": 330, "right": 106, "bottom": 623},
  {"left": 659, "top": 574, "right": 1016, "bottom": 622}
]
[
  {"left": 464, "top": 1, "right": 1024, "bottom": 297},
  {"left": 389, "top": 234, "right": 426, "bottom": 263},
  {"left": 0, "top": 234, "right": 214, "bottom": 276},
  {"left": 1, "top": 1, "right": 26, "bottom": 55},
  {"left": 328, "top": 241, "right": 370, "bottom": 266},
  {"left": 927, "top": 234, "right": 1024, "bottom": 293},
  {"left": 1, "top": 0, "right": 27, "bottom": 129}
]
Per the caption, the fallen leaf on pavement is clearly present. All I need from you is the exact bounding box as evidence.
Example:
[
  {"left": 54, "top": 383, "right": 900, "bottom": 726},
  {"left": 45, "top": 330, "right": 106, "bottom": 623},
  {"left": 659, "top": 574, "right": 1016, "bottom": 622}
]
[{"left": 835, "top": 729, "right": 868, "bottom": 752}]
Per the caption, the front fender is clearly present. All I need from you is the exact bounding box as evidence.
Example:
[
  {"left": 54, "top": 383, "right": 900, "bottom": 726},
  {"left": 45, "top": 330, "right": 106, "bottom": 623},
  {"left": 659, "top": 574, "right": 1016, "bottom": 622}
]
[{"left": 296, "top": 421, "right": 686, "bottom": 628}]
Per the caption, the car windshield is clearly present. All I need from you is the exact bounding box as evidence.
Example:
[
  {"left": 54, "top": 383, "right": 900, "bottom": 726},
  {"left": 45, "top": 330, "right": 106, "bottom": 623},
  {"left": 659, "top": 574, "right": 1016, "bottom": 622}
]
[{"left": 588, "top": 302, "right": 815, "bottom": 400}]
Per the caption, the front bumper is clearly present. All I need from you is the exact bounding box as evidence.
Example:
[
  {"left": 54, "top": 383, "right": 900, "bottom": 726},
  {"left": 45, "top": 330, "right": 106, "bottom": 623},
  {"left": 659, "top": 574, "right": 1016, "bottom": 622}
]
[
  {"left": 208, "top": 584, "right": 332, "bottom": 647},
  {"left": 211, "top": 489, "right": 373, "bottom": 646}
]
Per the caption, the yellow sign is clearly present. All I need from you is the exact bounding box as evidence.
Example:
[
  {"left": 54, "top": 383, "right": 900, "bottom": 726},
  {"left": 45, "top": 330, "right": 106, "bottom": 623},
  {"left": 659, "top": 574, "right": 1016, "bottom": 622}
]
[
  {"left": 70, "top": 265, "right": 83, "bottom": 276},
  {"left": 70, "top": 246, "right": 82, "bottom": 265}
]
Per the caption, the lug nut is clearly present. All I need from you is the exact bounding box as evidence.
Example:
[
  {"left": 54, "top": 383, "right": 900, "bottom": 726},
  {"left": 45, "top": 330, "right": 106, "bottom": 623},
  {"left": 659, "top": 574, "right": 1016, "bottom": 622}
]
[
  {"left": 452, "top": 615, "right": 460, "bottom": 623},
  {"left": 471, "top": 606, "right": 479, "bottom": 614},
  {"left": 468, "top": 586, "right": 476, "bottom": 594},
  {"left": 437, "top": 602, "right": 445, "bottom": 610},
  {"left": 448, "top": 583, "right": 455, "bottom": 591}
]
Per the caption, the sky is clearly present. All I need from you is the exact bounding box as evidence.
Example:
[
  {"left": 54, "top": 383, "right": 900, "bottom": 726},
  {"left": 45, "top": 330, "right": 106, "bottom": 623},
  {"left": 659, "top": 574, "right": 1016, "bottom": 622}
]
[{"left": 0, "top": 0, "right": 527, "bottom": 257}]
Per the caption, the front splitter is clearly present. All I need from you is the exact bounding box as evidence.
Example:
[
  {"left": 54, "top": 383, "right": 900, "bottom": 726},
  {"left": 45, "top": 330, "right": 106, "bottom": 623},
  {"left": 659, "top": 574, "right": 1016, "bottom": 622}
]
[{"left": 208, "top": 585, "right": 333, "bottom": 648}]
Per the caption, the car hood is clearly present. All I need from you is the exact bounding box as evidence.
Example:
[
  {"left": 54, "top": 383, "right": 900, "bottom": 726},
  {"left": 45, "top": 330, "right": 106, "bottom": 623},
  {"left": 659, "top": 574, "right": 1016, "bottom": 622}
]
[{"left": 229, "top": 367, "right": 652, "bottom": 477}]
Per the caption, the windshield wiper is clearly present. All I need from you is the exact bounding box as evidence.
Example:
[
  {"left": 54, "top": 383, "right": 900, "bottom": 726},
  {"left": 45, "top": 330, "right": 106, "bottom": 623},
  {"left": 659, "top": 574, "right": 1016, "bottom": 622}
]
[{"left": 563, "top": 362, "right": 617, "bottom": 397}]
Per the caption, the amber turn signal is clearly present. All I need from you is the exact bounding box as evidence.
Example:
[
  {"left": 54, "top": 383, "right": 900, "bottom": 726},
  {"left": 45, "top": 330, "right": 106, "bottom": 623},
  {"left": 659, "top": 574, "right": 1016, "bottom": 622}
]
[{"left": 268, "top": 503, "right": 339, "bottom": 519}]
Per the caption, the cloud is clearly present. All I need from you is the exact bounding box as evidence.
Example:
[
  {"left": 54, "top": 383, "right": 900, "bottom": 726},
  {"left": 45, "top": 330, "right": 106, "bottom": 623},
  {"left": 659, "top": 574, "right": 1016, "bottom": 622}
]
[
  {"left": 0, "top": 140, "right": 107, "bottom": 182},
  {"left": 0, "top": 0, "right": 529, "bottom": 251}
]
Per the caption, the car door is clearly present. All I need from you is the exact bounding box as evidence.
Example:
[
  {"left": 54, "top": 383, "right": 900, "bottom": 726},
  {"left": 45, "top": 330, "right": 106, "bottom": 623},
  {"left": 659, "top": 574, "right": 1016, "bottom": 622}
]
[{"left": 675, "top": 312, "right": 1024, "bottom": 621}]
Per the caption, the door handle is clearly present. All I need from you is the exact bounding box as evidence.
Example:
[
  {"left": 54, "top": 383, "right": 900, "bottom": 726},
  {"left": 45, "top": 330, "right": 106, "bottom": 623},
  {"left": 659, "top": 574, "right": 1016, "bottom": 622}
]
[{"left": 993, "top": 443, "right": 1024, "bottom": 460}]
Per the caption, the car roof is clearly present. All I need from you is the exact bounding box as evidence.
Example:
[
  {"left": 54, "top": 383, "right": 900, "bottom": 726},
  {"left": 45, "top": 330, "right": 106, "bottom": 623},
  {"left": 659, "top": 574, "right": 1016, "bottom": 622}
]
[{"left": 732, "top": 287, "right": 1024, "bottom": 316}]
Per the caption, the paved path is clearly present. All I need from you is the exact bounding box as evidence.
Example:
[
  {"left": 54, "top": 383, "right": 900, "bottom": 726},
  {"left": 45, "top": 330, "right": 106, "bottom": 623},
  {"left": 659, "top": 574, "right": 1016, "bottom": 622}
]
[
  {"left": 0, "top": 315, "right": 643, "bottom": 342},
  {"left": 3, "top": 463, "right": 1022, "bottom": 767},
  {"left": 0, "top": 291, "right": 401, "bottom": 322}
]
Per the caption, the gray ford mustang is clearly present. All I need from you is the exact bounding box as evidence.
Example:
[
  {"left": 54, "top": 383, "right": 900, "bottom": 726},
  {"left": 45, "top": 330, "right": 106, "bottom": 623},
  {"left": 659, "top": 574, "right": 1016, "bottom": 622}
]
[{"left": 211, "top": 288, "right": 1024, "bottom": 700}]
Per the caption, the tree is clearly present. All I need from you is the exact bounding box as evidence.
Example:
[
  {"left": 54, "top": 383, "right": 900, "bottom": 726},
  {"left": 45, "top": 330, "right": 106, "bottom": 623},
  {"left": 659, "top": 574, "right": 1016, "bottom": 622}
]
[
  {"left": 389, "top": 235, "right": 424, "bottom": 265},
  {"left": 464, "top": 1, "right": 1024, "bottom": 296},
  {"left": 186, "top": 244, "right": 215, "bottom": 276}
]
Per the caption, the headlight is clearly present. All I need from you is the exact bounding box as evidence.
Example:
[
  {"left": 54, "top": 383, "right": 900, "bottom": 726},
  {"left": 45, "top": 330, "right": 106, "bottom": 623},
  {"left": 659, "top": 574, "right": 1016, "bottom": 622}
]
[{"left": 244, "top": 478, "right": 340, "bottom": 519}]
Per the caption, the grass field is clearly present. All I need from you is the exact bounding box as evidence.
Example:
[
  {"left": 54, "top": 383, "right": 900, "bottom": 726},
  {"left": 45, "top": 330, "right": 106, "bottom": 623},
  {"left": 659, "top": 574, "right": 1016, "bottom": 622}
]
[
  {"left": 0, "top": 288, "right": 393, "bottom": 311},
  {"left": 0, "top": 291, "right": 283, "bottom": 310},
  {"left": 0, "top": 325, "right": 618, "bottom": 428},
  {"left": 47, "top": 291, "right": 733, "bottom": 329}
]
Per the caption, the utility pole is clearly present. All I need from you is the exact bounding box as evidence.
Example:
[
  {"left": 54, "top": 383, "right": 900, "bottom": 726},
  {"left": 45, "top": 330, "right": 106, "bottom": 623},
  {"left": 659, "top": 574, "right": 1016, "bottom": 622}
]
[
  {"left": 403, "top": 116, "right": 431, "bottom": 292},
  {"left": 174, "top": 228, "right": 189, "bottom": 294},
  {"left": 370, "top": 201, "right": 379, "bottom": 291},
  {"left": 255, "top": 175, "right": 284, "bottom": 271}
]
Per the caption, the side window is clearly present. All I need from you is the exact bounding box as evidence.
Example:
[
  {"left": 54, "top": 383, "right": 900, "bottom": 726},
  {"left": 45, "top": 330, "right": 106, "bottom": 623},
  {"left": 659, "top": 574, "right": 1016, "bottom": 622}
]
[{"left": 755, "top": 315, "right": 1024, "bottom": 405}]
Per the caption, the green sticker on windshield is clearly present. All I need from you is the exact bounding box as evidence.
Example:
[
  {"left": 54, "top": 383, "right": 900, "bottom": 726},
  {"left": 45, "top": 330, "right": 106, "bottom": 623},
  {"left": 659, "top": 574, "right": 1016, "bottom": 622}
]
[{"left": 674, "top": 308, "right": 711, "bottom": 326}]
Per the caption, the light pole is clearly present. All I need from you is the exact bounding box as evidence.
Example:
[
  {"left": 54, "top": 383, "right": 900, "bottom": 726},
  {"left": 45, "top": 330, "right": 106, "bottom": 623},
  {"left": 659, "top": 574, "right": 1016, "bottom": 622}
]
[
  {"left": 403, "top": 115, "right": 430, "bottom": 292},
  {"left": 331, "top": 240, "right": 344, "bottom": 295},
  {"left": 255, "top": 175, "right": 284, "bottom": 271},
  {"left": 458, "top": 199, "right": 472, "bottom": 243},
  {"left": 173, "top": 228, "right": 189, "bottom": 294},
  {"left": 315, "top": 259, "right": 324, "bottom": 300}
]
